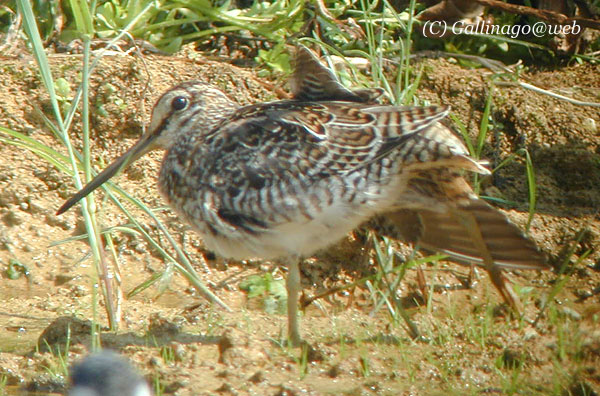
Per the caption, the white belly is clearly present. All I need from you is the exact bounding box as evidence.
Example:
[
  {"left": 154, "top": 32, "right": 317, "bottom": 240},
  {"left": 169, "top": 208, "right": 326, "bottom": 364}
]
[{"left": 194, "top": 200, "right": 374, "bottom": 260}]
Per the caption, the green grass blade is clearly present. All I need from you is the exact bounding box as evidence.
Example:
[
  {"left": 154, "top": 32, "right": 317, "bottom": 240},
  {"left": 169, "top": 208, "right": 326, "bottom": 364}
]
[
  {"left": 523, "top": 149, "right": 537, "bottom": 232},
  {"left": 16, "top": 0, "right": 64, "bottom": 130},
  {"left": 449, "top": 113, "right": 476, "bottom": 156},
  {"left": 477, "top": 87, "right": 494, "bottom": 159}
]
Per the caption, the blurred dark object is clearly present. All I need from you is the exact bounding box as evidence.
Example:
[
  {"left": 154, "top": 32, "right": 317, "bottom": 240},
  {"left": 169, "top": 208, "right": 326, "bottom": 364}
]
[
  {"left": 419, "top": 0, "right": 486, "bottom": 23},
  {"left": 69, "top": 351, "right": 152, "bottom": 396}
]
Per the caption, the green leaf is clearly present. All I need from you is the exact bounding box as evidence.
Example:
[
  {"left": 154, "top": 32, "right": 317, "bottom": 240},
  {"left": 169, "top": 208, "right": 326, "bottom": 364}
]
[
  {"left": 69, "top": 0, "right": 95, "bottom": 37},
  {"left": 55, "top": 78, "right": 72, "bottom": 100},
  {"left": 6, "top": 258, "right": 30, "bottom": 280}
]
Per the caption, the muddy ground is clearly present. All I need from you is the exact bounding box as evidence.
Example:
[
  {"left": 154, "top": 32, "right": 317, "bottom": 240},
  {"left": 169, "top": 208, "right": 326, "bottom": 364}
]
[{"left": 0, "top": 45, "right": 599, "bottom": 395}]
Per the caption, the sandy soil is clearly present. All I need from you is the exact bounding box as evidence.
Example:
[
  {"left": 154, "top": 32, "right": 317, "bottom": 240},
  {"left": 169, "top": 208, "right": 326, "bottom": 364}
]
[{"left": 0, "top": 45, "right": 599, "bottom": 395}]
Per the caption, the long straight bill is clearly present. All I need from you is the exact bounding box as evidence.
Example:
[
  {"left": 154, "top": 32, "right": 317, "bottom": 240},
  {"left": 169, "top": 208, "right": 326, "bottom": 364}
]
[{"left": 57, "top": 134, "right": 157, "bottom": 215}]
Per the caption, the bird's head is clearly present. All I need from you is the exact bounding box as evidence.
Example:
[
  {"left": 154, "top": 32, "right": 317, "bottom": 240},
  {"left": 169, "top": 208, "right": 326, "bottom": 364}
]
[{"left": 57, "top": 81, "right": 238, "bottom": 215}]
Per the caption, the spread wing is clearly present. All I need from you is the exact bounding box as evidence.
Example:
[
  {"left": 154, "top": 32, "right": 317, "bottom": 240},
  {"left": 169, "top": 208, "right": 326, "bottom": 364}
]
[
  {"left": 195, "top": 101, "right": 486, "bottom": 181},
  {"left": 291, "top": 46, "right": 384, "bottom": 103}
]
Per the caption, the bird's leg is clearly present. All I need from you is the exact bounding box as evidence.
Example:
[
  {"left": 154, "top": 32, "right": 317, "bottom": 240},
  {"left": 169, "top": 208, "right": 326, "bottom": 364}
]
[{"left": 286, "top": 257, "right": 303, "bottom": 346}]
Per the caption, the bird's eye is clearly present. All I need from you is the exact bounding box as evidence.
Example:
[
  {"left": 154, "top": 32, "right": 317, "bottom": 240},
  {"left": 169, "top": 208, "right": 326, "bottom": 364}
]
[{"left": 171, "top": 96, "right": 188, "bottom": 111}]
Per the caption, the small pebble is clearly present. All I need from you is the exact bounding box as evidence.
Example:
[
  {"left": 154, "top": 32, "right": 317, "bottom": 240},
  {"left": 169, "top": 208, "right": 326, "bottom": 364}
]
[
  {"left": 561, "top": 306, "right": 582, "bottom": 321},
  {"left": 3, "top": 210, "right": 25, "bottom": 226}
]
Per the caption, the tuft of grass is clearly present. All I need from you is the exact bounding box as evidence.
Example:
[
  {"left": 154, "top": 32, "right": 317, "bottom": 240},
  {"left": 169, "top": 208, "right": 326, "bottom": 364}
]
[
  {"left": 296, "top": 344, "right": 309, "bottom": 379},
  {"left": 358, "top": 349, "right": 371, "bottom": 377},
  {"left": 240, "top": 272, "right": 288, "bottom": 315},
  {"left": 490, "top": 147, "right": 538, "bottom": 231},
  {"left": 153, "top": 374, "right": 166, "bottom": 396},
  {"left": 0, "top": 374, "right": 7, "bottom": 393},
  {"left": 38, "top": 326, "right": 72, "bottom": 381},
  {"left": 159, "top": 344, "right": 176, "bottom": 365}
]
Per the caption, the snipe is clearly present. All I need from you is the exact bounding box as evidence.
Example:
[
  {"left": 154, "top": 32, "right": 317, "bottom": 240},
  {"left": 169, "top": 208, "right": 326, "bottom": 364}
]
[{"left": 58, "top": 46, "right": 548, "bottom": 345}]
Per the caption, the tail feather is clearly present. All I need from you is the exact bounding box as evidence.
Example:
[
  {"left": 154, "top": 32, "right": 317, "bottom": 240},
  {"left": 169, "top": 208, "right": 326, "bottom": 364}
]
[{"left": 372, "top": 199, "right": 548, "bottom": 271}]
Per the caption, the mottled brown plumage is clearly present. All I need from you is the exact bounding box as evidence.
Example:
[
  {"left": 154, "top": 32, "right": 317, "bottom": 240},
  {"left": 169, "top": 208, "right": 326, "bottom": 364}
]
[{"left": 58, "top": 46, "right": 548, "bottom": 344}]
